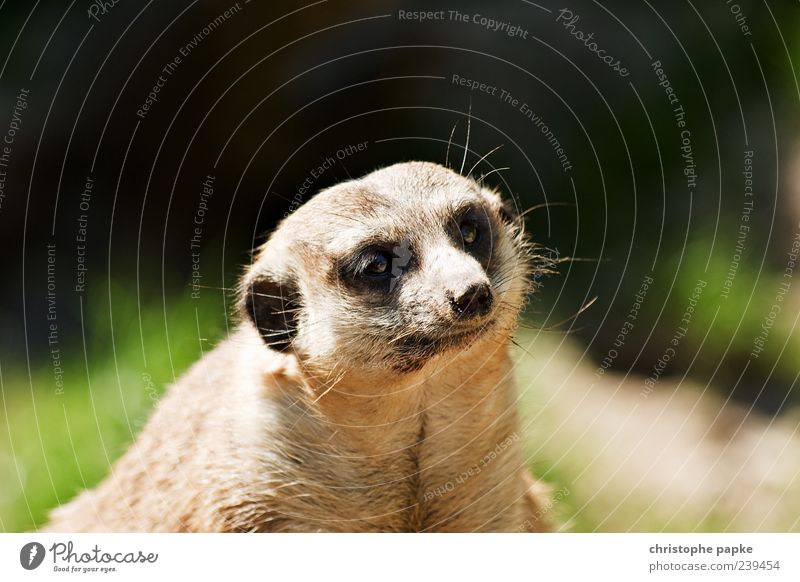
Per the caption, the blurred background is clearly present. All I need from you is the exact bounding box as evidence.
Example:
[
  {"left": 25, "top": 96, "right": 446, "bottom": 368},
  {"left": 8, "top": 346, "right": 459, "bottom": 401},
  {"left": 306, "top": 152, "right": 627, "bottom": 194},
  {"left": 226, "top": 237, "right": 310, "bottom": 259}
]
[{"left": 1, "top": 0, "right": 799, "bottom": 532}]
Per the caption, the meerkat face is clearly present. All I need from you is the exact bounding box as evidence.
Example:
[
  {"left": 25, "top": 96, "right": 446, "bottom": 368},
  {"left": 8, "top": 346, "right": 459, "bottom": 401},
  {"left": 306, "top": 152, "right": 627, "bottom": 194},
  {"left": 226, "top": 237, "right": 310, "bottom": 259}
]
[{"left": 240, "top": 161, "right": 539, "bottom": 374}]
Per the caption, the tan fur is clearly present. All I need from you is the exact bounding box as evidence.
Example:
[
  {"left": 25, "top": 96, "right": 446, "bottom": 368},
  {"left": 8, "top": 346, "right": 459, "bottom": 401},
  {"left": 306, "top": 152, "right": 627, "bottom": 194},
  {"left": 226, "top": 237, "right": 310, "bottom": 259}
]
[{"left": 45, "top": 162, "right": 551, "bottom": 532}]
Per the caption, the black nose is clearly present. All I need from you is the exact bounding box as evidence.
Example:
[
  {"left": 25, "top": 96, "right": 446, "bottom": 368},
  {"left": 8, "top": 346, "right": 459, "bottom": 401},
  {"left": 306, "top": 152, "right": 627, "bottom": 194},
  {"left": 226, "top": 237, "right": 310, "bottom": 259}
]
[{"left": 449, "top": 283, "right": 493, "bottom": 318}]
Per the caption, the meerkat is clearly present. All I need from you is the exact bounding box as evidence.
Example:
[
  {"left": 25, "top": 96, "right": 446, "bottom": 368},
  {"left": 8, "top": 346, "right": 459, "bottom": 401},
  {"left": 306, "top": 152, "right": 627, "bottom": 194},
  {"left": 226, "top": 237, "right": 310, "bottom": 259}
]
[{"left": 45, "top": 161, "right": 552, "bottom": 532}]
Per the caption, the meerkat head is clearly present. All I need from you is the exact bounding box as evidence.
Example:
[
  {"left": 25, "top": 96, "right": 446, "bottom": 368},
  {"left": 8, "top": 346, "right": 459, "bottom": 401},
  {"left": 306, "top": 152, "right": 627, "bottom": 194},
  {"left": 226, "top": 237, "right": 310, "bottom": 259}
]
[{"left": 238, "top": 161, "right": 543, "bottom": 375}]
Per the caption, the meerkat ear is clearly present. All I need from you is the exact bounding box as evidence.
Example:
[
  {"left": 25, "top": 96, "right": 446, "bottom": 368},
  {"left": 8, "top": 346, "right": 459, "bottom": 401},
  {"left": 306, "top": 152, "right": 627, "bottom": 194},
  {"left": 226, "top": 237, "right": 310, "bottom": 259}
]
[
  {"left": 239, "top": 272, "right": 299, "bottom": 352},
  {"left": 481, "top": 188, "right": 519, "bottom": 225}
]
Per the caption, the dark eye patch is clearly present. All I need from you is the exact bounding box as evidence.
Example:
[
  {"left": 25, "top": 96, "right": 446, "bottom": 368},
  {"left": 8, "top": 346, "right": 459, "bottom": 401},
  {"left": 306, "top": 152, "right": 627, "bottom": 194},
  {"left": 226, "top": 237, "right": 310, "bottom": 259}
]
[
  {"left": 451, "top": 206, "right": 493, "bottom": 265},
  {"left": 337, "top": 242, "right": 413, "bottom": 293},
  {"left": 352, "top": 248, "right": 393, "bottom": 278}
]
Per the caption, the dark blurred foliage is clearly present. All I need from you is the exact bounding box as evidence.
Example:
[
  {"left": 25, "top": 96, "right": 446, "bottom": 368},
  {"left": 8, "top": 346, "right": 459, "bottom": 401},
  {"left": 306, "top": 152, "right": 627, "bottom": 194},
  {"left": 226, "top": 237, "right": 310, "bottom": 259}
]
[{"left": 0, "top": 0, "right": 798, "bottom": 411}]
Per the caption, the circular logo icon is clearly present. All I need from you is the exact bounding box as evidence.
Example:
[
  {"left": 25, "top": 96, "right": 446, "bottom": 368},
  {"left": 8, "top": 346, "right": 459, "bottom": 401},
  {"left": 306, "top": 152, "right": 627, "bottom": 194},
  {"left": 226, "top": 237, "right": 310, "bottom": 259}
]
[{"left": 20, "top": 542, "right": 46, "bottom": 570}]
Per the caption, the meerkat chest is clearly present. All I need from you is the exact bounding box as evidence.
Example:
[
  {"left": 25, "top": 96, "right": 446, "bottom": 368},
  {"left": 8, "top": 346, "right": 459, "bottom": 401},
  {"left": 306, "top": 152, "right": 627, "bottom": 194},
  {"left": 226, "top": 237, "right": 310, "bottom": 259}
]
[
  {"left": 410, "top": 386, "right": 527, "bottom": 531},
  {"left": 278, "top": 379, "right": 523, "bottom": 531},
  {"left": 249, "top": 359, "right": 525, "bottom": 532}
]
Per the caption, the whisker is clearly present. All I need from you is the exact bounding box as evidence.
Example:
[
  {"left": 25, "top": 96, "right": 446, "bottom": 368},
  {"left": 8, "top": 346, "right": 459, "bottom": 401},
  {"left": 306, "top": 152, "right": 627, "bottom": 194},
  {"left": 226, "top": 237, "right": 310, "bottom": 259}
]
[
  {"left": 467, "top": 144, "right": 503, "bottom": 178},
  {"left": 552, "top": 256, "right": 609, "bottom": 265},
  {"left": 267, "top": 190, "right": 294, "bottom": 204},
  {"left": 459, "top": 100, "right": 472, "bottom": 175},
  {"left": 249, "top": 291, "right": 299, "bottom": 301},
  {"left": 192, "top": 284, "right": 238, "bottom": 292},
  {"left": 445, "top": 120, "right": 459, "bottom": 169},
  {"left": 510, "top": 337, "right": 537, "bottom": 359},
  {"left": 311, "top": 369, "right": 346, "bottom": 404},
  {"left": 477, "top": 166, "right": 510, "bottom": 183},
  {"left": 518, "top": 201, "right": 575, "bottom": 220},
  {"left": 538, "top": 296, "right": 598, "bottom": 332},
  {"left": 338, "top": 158, "right": 354, "bottom": 181}
]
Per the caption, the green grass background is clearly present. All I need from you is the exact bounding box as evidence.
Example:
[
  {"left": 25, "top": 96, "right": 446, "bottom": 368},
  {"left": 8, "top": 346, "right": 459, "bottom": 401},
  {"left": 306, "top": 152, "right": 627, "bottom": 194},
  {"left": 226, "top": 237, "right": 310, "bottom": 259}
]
[
  {"left": 0, "top": 284, "right": 228, "bottom": 532},
  {"left": 2, "top": 278, "right": 797, "bottom": 532}
]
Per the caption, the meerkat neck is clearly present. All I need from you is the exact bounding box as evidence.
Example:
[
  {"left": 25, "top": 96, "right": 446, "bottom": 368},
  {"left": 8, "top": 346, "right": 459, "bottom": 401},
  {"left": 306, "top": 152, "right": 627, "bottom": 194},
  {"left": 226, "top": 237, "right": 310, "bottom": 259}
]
[{"left": 294, "top": 341, "right": 518, "bottom": 455}]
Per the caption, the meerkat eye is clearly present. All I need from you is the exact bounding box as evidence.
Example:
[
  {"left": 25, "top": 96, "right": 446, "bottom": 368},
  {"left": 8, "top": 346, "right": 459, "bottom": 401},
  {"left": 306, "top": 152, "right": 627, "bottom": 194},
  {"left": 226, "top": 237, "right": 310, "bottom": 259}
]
[
  {"left": 460, "top": 221, "right": 480, "bottom": 245},
  {"left": 364, "top": 252, "right": 391, "bottom": 275}
]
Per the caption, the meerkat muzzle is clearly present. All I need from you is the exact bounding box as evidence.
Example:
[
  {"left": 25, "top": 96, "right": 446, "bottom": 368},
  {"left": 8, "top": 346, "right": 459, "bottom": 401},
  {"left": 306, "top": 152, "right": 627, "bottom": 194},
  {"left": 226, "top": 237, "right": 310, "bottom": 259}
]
[{"left": 448, "top": 282, "right": 494, "bottom": 319}]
